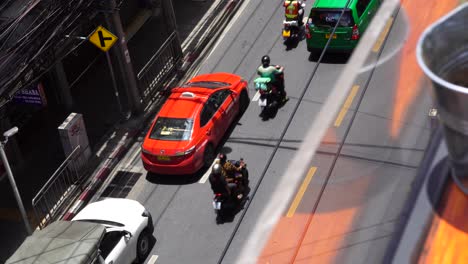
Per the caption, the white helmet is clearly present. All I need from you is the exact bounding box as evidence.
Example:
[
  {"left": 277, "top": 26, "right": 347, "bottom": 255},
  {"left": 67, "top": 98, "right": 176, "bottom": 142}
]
[{"left": 212, "top": 163, "right": 222, "bottom": 174}]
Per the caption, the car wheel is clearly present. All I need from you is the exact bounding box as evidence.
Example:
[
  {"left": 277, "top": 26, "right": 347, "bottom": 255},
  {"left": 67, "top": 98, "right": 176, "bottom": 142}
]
[
  {"left": 136, "top": 229, "right": 151, "bottom": 263},
  {"left": 239, "top": 89, "right": 249, "bottom": 114},
  {"left": 203, "top": 144, "right": 215, "bottom": 168}
]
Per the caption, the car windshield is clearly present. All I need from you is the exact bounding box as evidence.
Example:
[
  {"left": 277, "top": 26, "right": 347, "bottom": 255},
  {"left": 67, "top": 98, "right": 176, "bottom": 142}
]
[
  {"left": 310, "top": 9, "right": 354, "bottom": 27},
  {"left": 182, "top": 81, "right": 230, "bottom": 89},
  {"left": 150, "top": 117, "right": 194, "bottom": 141}
]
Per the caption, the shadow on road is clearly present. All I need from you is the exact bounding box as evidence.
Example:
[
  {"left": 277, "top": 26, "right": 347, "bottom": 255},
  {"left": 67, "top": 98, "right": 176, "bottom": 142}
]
[
  {"left": 260, "top": 99, "right": 289, "bottom": 121},
  {"left": 216, "top": 186, "right": 251, "bottom": 225},
  {"left": 284, "top": 38, "right": 300, "bottom": 51},
  {"left": 145, "top": 172, "right": 202, "bottom": 185},
  {"left": 308, "top": 51, "right": 351, "bottom": 64},
  {"left": 284, "top": 31, "right": 305, "bottom": 51}
]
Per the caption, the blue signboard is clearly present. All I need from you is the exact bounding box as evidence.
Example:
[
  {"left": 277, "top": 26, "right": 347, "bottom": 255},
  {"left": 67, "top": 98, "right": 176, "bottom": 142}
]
[{"left": 13, "top": 82, "right": 48, "bottom": 106}]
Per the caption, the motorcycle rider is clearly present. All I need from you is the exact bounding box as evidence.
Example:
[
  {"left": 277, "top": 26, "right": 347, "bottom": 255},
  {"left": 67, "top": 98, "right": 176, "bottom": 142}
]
[
  {"left": 209, "top": 163, "right": 235, "bottom": 196},
  {"left": 284, "top": 0, "right": 305, "bottom": 26},
  {"left": 257, "top": 55, "right": 288, "bottom": 102}
]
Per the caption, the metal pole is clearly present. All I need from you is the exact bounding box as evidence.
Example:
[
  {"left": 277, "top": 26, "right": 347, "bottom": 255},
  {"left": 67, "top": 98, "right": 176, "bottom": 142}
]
[
  {"left": 104, "top": 0, "right": 143, "bottom": 116},
  {"left": 0, "top": 143, "right": 32, "bottom": 234},
  {"left": 53, "top": 60, "right": 74, "bottom": 111},
  {"left": 106, "top": 51, "right": 124, "bottom": 116}
]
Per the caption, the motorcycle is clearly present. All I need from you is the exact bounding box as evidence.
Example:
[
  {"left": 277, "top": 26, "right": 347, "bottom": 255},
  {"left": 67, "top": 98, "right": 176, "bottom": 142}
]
[
  {"left": 254, "top": 70, "right": 284, "bottom": 119},
  {"left": 282, "top": 3, "right": 306, "bottom": 44},
  {"left": 212, "top": 159, "right": 249, "bottom": 223},
  {"left": 282, "top": 20, "right": 300, "bottom": 41}
]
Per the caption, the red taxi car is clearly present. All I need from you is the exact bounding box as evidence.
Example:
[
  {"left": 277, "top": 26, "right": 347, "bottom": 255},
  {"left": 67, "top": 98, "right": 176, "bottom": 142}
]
[{"left": 141, "top": 73, "right": 249, "bottom": 175}]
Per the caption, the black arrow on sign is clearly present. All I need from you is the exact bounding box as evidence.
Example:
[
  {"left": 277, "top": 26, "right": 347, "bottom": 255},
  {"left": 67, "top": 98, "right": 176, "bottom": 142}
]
[{"left": 98, "top": 30, "right": 113, "bottom": 47}]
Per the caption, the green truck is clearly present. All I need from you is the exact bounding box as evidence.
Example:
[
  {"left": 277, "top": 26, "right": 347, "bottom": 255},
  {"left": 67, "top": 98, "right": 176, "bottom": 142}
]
[{"left": 305, "top": 0, "right": 382, "bottom": 54}]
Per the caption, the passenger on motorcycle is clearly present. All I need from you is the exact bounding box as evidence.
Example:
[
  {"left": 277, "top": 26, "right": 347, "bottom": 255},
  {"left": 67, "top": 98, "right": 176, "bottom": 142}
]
[
  {"left": 284, "top": 0, "right": 305, "bottom": 26},
  {"left": 218, "top": 153, "right": 248, "bottom": 194},
  {"left": 218, "top": 153, "right": 242, "bottom": 177},
  {"left": 257, "top": 55, "right": 288, "bottom": 102}
]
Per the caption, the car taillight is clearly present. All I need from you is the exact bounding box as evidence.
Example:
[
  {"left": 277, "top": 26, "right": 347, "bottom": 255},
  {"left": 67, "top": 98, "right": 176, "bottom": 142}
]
[
  {"left": 141, "top": 146, "right": 153, "bottom": 155},
  {"left": 175, "top": 146, "right": 196, "bottom": 157},
  {"left": 351, "top": 24, "right": 359, "bottom": 40},
  {"left": 305, "top": 18, "right": 312, "bottom": 39}
]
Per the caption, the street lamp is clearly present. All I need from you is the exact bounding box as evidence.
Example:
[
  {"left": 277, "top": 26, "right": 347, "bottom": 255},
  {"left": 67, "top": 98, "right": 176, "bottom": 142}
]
[{"left": 0, "top": 127, "right": 32, "bottom": 234}]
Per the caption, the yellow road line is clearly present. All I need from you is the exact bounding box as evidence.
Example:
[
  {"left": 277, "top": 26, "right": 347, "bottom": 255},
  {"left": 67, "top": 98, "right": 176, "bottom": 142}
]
[
  {"left": 372, "top": 17, "right": 394, "bottom": 53},
  {"left": 286, "top": 167, "right": 317, "bottom": 218},
  {"left": 334, "top": 85, "right": 360, "bottom": 127}
]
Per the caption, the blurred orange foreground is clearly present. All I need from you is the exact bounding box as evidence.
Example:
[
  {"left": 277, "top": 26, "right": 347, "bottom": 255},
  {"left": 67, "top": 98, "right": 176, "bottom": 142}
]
[
  {"left": 418, "top": 179, "right": 468, "bottom": 264},
  {"left": 390, "top": 0, "right": 457, "bottom": 138}
]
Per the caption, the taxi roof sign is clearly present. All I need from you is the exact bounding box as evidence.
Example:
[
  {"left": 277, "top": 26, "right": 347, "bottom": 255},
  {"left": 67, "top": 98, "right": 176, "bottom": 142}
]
[{"left": 89, "top": 25, "right": 118, "bottom": 52}]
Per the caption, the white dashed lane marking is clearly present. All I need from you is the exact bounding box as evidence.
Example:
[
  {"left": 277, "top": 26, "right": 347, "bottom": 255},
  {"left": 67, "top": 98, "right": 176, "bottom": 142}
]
[
  {"left": 252, "top": 91, "right": 260, "bottom": 102},
  {"left": 198, "top": 158, "right": 220, "bottom": 184},
  {"left": 147, "top": 255, "right": 158, "bottom": 264}
]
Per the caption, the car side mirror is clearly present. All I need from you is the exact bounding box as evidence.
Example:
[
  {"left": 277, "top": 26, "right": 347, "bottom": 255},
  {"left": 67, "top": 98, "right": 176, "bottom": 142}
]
[{"left": 122, "top": 230, "right": 133, "bottom": 239}]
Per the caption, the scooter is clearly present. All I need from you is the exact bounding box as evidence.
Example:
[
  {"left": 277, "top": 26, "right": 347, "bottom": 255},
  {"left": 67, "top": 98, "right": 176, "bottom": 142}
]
[
  {"left": 282, "top": 20, "right": 300, "bottom": 41},
  {"left": 254, "top": 71, "right": 284, "bottom": 119},
  {"left": 212, "top": 193, "right": 227, "bottom": 219}
]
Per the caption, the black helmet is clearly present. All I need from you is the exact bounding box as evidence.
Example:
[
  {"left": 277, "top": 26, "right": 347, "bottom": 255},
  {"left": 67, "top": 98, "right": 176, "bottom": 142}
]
[
  {"left": 261, "top": 55, "right": 270, "bottom": 67},
  {"left": 218, "top": 153, "right": 227, "bottom": 164}
]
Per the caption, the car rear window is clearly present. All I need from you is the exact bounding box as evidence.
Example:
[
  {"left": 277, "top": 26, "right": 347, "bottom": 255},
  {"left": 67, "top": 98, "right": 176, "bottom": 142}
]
[
  {"left": 310, "top": 9, "right": 354, "bottom": 27},
  {"left": 150, "top": 117, "right": 194, "bottom": 141},
  {"left": 182, "top": 81, "right": 230, "bottom": 89}
]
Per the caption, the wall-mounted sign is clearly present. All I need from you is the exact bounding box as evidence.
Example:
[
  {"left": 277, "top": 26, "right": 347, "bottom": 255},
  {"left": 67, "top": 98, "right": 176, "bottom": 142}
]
[
  {"left": 89, "top": 25, "right": 118, "bottom": 52},
  {"left": 13, "top": 82, "right": 47, "bottom": 106}
]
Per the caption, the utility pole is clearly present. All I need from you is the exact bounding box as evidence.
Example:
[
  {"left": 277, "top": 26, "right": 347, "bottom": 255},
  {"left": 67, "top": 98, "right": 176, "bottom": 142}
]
[
  {"left": 103, "top": 0, "right": 143, "bottom": 117},
  {"left": 52, "top": 59, "right": 74, "bottom": 111},
  {"left": 0, "top": 127, "right": 32, "bottom": 235}
]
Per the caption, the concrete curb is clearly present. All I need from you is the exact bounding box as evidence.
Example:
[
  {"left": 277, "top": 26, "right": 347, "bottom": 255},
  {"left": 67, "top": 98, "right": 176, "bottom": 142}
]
[{"left": 62, "top": 129, "right": 138, "bottom": 220}]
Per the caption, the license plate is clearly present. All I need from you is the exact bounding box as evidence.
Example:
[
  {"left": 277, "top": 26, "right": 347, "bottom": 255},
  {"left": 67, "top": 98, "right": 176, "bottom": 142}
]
[
  {"left": 157, "top": 155, "right": 171, "bottom": 161},
  {"left": 283, "top": 30, "right": 291, "bottom": 37},
  {"left": 325, "top": 33, "right": 337, "bottom": 39},
  {"left": 213, "top": 201, "right": 221, "bottom": 210},
  {"left": 259, "top": 98, "right": 267, "bottom": 107}
]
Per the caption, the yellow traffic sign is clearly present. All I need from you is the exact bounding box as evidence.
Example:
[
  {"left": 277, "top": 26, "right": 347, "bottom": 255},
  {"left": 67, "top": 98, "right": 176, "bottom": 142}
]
[{"left": 89, "top": 26, "right": 118, "bottom": 52}]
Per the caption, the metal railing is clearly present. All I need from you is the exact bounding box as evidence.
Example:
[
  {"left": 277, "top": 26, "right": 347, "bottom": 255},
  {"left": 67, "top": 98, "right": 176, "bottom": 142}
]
[
  {"left": 32, "top": 145, "right": 88, "bottom": 229},
  {"left": 137, "top": 31, "right": 183, "bottom": 105}
]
